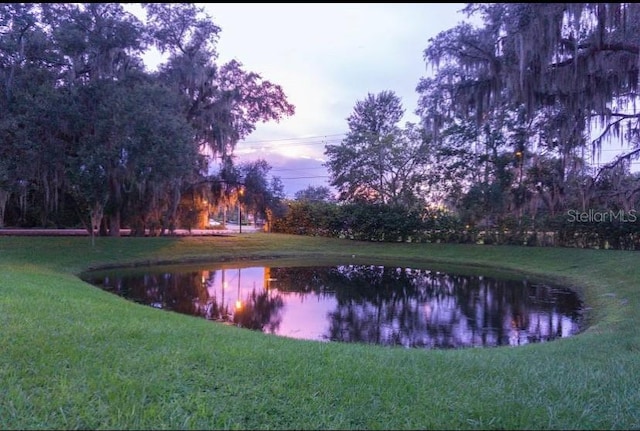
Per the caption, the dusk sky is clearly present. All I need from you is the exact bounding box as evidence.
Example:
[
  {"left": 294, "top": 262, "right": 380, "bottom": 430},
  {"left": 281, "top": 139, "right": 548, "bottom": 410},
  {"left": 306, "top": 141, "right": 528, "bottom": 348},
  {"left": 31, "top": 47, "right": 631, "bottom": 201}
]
[
  {"left": 134, "top": 3, "right": 634, "bottom": 197},
  {"left": 136, "top": 3, "right": 474, "bottom": 197}
]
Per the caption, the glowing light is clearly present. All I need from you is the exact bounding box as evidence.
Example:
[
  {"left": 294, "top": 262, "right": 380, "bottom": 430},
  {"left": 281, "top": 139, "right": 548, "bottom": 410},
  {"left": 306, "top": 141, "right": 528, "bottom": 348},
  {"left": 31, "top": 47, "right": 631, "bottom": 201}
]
[{"left": 235, "top": 300, "right": 243, "bottom": 310}]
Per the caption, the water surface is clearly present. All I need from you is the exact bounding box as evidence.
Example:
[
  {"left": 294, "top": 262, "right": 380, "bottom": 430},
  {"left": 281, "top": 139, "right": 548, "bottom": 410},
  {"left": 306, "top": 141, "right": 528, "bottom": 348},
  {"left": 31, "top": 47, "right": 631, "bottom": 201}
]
[{"left": 82, "top": 261, "right": 584, "bottom": 349}]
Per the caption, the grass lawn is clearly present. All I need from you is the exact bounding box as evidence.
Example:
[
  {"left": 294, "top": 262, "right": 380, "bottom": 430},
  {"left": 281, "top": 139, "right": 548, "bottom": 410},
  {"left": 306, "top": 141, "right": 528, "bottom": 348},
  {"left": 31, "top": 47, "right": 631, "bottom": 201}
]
[{"left": 1, "top": 233, "right": 639, "bottom": 430}]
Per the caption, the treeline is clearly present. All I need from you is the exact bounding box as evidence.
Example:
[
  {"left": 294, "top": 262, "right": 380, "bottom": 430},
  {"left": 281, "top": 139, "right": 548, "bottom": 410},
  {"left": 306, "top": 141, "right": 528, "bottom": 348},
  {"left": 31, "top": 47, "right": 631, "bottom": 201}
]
[
  {"left": 4, "top": 3, "right": 640, "bottom": 250},
  {"left": 272, "top": 200, "right": 640, "bottom": 250},
  {"left": 0, "top": 3, "right": 293, "bottom": 235},
  {"left": 315, "top": 4, "right": 640, "bottom": 250}
]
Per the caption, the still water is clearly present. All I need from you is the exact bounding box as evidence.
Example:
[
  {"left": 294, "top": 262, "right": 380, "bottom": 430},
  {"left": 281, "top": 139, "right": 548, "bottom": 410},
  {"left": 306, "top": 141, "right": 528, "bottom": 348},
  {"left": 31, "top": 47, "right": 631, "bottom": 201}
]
[{"left": 82, "top": 262, "right": 584, "bottom": 349}]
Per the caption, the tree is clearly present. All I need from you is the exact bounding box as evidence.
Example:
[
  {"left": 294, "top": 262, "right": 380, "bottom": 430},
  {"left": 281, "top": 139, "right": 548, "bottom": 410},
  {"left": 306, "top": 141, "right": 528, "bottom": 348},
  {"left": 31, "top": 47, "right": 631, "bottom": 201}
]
[
  {"left": 417, "top": 3, "right": 640, "bottom": 237},
  {"left": 40, "top": 3, "right": 146, "bottom": 82},
  {"left": 67, "top": 76, "right": 199, "bottom": 237},
  {"left": 145, "top": 3, "right": 295, "bottom": 163},
  {"left": 294, "top": 185, "right": 336, "bottom": 202},
  {"left": 19, "top": 3, "right": 151, "bottom": 234},
  {"left": 0, "top": 3, "right": 296, "bottom": 234},
  {"left": 324, "top": 91, "right": 431, "bottom": 208},
  {"left": 424, "top": 3, "right": 640, "bottom": 172},
  {"left": 238, "top": 159, "right": 284, "bottom": 227},
  {"left": 0, "top": 3, "right": 63, "bottom": 227}
]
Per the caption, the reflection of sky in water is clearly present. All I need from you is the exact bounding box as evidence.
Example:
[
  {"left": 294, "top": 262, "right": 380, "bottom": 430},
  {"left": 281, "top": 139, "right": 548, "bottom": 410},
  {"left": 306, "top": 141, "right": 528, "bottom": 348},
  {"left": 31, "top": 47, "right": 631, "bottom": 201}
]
[
  {"left": 200, "top": 267, "right": 337, "bottom": 340},
  {"left": 276, "top": 293, "right": 336, "bottom": 341},
  {"left": 85, "top": 264, "right": 584, "bottom": 349}
]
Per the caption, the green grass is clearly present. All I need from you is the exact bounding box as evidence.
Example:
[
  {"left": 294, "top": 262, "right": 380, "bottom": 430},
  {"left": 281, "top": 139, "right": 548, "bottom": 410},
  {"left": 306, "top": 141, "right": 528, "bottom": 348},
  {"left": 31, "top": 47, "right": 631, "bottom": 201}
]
[{"left": 1, "top": 233, "right": 639, "bottom": 430}]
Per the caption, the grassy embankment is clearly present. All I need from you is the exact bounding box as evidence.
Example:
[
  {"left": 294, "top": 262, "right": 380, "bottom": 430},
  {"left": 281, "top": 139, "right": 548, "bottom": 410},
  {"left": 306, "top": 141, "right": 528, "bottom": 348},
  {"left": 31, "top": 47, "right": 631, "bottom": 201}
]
[{"left": 1, "top": 233, "right": 638, "bottom": 429}]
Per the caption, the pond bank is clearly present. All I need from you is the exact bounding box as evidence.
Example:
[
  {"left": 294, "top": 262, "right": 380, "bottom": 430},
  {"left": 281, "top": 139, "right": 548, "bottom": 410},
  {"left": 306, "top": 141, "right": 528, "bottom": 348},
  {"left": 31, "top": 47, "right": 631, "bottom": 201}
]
[{"left": 0, "top": 225, "right": 261, "bottom": 236}]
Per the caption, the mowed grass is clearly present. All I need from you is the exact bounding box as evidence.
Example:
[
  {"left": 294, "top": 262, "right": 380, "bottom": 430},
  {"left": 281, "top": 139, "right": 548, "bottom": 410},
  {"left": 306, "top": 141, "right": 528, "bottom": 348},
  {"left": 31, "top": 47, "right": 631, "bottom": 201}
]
[{"left": 1, "top": 233, "right": 639, "bottom": 430}]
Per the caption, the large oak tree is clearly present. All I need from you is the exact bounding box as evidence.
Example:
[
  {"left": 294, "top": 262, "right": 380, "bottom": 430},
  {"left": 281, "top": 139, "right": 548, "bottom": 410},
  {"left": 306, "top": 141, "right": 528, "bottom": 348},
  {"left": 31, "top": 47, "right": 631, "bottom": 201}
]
[
  {"left": 418, "top": 3, "right": 640, "bottom": 226},
  {"left": 0, "top": 3, "right": 295, "bottom": 233}
]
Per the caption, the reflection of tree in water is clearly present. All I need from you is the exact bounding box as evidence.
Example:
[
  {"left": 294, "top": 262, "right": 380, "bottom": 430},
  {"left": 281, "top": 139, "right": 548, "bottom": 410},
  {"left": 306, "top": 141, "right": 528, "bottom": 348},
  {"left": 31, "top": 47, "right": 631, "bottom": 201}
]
[
  {"left": 89, "top": 271, "right": 285, "bottom": 333},
  {"left": 232, "top": 288, "right": 284, "bottom": 333},
  {"left": 270, "top": 265, "right": 583, "bottom": 348},
  {"left": 98, "top": 271, "right": 211, "bottom": 316}
]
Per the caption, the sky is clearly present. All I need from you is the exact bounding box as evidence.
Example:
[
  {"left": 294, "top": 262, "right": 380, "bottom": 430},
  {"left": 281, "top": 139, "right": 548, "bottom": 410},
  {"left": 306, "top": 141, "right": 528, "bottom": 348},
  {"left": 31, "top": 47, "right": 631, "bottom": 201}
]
[
  {"left": 132, "top": 3, "right": 640, "bottom": 197},
  {"left": 137, "top": 3, "right": 473, "bottom": 197}
]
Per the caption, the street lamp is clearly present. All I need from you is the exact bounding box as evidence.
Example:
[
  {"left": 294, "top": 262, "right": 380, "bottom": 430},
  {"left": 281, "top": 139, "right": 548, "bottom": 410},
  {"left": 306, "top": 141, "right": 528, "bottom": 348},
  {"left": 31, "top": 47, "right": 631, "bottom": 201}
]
[{"left": 238, "top": 185, "right": 244, "bottom": 233}]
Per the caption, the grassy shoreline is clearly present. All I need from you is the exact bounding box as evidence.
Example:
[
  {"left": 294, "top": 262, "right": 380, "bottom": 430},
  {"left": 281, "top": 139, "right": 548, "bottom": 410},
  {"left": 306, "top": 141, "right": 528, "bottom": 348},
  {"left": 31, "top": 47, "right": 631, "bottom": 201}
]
[{"left": 1, "top": 233, "right": 638, "bottom": 429}]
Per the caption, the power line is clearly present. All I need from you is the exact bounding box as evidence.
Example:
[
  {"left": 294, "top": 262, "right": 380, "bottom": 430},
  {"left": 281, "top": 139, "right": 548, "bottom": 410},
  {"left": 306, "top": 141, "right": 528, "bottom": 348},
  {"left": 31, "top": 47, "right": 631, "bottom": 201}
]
[
  {"left": 278, "top": 175, "right": 330, "bottom": 180},
  {"left": 271, "top": 166, "right": 327, "bottom": 172},
  {"left": 237, "top": 139, "right": 343, "bottom": 152},
  {"left": 239, "top": 133, "right": 347, "bottom": 145}
]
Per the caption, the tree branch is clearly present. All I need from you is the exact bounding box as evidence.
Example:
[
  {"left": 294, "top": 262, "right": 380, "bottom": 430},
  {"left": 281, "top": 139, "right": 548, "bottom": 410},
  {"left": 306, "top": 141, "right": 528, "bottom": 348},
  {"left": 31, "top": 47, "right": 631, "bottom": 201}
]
[
  {"left": 550, "top": 42, "right": 640, "bottom": 70},
  {"left": 594, "top": 147, "right": 640, "bottom": 182},
  {"left": 590, "top": 116, "right": 629, "bottom": 147}
]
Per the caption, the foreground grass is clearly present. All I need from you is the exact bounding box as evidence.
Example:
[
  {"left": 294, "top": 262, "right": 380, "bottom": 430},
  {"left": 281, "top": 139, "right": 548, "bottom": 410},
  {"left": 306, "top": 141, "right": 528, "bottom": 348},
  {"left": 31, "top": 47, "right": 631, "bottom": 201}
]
[{"left": 1, "top": 233, "right": 639, "bottom": 430}]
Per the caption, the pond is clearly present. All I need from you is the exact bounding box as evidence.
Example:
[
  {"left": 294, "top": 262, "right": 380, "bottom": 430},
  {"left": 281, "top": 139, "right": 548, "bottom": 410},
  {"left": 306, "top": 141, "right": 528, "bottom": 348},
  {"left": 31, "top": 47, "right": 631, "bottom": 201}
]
[{"left": 81, "top": 259, "right": 585, "bottom": 349}]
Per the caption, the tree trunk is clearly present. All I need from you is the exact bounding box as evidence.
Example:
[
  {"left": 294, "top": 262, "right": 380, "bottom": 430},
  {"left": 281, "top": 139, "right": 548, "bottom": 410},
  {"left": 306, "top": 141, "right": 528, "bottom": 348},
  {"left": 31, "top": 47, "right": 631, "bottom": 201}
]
[
  {"left": 108, "top": 172, "right": 123, "bottom": 237},
  {"left": 0, "top": 189, "right": 9, "bottom": 228},
  {"left": 109, "top": 210, "right": 121, "bottom": 237},
  {"left": 89, "top": 203, "right": 104, "bottom": 246}
]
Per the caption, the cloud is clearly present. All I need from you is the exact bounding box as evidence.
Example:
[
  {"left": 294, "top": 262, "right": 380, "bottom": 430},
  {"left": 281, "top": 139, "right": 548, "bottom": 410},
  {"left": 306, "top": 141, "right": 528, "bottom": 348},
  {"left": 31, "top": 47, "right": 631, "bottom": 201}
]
[
  {"left": 205, "top": 3, "right": 469, "bottom": 142},
  {"left": 234, "top": 150, "right": 332, "bottom": 199}
]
